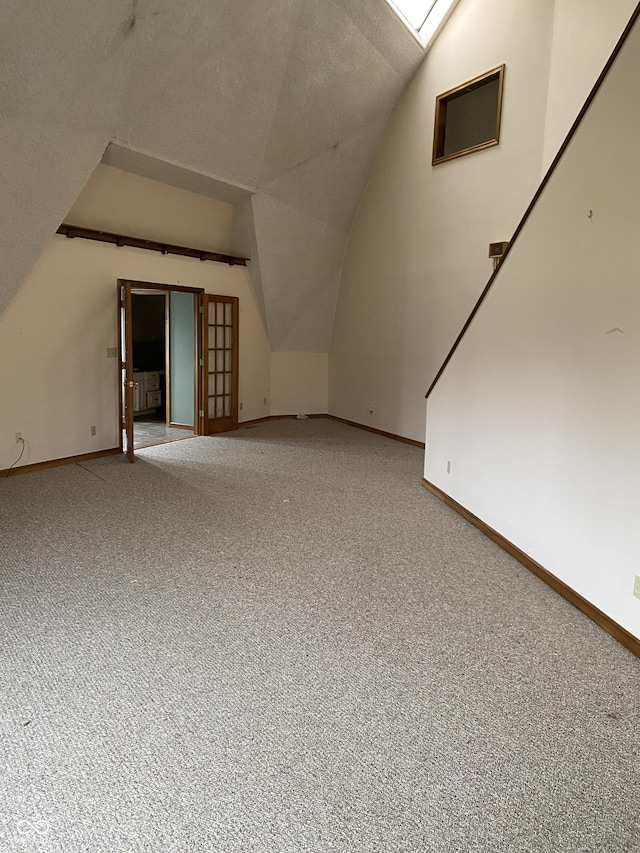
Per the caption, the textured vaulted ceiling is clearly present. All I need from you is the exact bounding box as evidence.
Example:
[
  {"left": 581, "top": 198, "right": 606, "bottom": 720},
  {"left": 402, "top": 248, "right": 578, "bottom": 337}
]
[{"left": 0, "top": 0, "right": 425, "bottom": 349}]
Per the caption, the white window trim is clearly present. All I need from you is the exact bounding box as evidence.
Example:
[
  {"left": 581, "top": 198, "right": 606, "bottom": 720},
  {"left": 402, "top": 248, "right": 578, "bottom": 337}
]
[{"left": 386, "top": 0, "right": 461, "bottom": 48}]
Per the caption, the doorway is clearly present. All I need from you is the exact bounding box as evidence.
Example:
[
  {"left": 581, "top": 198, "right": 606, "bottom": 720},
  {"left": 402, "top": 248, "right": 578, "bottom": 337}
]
[
  {"left": 118, "top": 280, "right": 240, "bottom": 461},
  {"left": 131, "top": 288, "right": 196, "bottom": 450},
  {"left": 119, "top": 280, "right": 201, "bottom": 459},
  {"left": 130, "top": 291, "right": 180, "bottom": 449}
]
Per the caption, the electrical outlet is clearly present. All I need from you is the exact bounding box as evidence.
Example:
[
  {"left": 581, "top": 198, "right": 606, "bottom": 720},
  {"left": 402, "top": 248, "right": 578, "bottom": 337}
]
[
  {"left": 90, "top": 425, "right": 97, "bottom": 436},
  {"left": 240, "top": 402, "right": 243, "bottom": 411},
  {"left": 106, "top": 347, "right": 118, "bottom": 358},
  {"left": 447, "top": 461, "right": 451, "bottom": 473},
  {"left": 368, "top": 406, "right": 374, "bottom": 415},
  {"left": 15, "top": 432, "right": 22, "bottom": 443},
  {"left": 634, "top": 576, "right": 640, "bottom": 600}
]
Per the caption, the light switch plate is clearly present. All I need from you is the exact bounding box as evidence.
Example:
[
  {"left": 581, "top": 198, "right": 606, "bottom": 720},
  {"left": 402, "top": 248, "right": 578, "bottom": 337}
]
[{"left": 634, "top": 576, "right": 640, "bottom": 600}]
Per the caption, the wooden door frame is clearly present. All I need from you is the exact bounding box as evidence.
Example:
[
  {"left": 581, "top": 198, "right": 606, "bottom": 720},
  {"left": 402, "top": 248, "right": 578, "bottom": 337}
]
[
  {"left": 202, "top": 294, "right": 239, "bottom": 435},
  {"left": 117, "top": 282, "right": 135, "bottom": 461},
  {"left": 117, "top": 279, "right": 205, "bottom": 460}
]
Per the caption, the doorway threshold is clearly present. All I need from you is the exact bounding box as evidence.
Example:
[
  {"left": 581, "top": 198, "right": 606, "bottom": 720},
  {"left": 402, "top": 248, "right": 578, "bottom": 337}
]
[{"left": 133, "top": 419, "right": 194, "bottom": 450}]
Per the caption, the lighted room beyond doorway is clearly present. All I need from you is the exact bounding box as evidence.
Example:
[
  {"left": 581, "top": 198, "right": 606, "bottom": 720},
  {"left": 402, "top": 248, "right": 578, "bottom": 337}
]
[{"left": 128, "top": 289, "right": 196, "bottom": 450}]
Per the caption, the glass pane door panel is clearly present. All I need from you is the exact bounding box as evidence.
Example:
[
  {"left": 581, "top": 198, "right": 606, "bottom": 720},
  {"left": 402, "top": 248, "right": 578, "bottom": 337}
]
[{"left": 204, "top": 295, "right": 238, "bottom": 434}]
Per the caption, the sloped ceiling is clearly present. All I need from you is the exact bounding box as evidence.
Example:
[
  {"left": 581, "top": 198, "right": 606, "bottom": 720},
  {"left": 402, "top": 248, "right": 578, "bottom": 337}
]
[{"left": 0, "top": 0, "right": 425, "bottom": 349}]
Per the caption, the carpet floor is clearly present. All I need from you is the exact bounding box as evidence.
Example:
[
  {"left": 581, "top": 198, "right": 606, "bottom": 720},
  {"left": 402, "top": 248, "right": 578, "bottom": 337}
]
[{"left": 0, "top": 418, "right": 638, "bottom": 852}]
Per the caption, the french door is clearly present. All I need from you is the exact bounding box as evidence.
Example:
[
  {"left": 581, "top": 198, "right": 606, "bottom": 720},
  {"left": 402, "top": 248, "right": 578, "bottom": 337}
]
[
  {"left": 203, "top": 295, "right": 239, "bottom": 434},
  {"left": 118, "top": 281, "right": 136, "bottom": 462},
  {"left": 119, "top": 283, "right": 238, "bottom": 458}
]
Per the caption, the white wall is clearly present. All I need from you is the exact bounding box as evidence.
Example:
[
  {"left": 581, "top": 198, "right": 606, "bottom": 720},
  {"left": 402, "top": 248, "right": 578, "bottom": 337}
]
[
  {"left": 329, "top": 0, "right": 557, "bottom": 442},
  {"left": 0, "top": 238, "right": 272, "bottom": 470},
  {"left": 0, "top": 166, "right": 274, "bottom": 470},
  {"left": 425, "top": 15, "right": 640, "bottom": 640},
  {"left": 329, "top": 0, "right": 636, "bottom": 443},
  {"left": 66, "top": 164, "right": 235, "bottom": 254},
  {"left": 270, "top": 353, "right": 328, "bottom": 417},
  {"left": 541, "top": 0, "right": 638, "bottom": 172}
]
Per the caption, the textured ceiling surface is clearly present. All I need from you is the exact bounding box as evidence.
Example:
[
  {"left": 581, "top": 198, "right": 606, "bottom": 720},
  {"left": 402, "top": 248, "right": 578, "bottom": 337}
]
[{"left": 0, "top": 0, "right": 425, "bottom": 349}]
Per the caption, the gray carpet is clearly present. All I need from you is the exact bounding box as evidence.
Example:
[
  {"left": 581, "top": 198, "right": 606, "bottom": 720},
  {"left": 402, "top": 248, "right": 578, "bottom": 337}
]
[{"left": 1, "top": 418, "right": 638, "bottom": 852}]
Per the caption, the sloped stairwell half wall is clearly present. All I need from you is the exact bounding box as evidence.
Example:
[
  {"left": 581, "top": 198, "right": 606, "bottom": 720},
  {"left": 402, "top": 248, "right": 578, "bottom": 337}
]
[{"left": 424, "top": 11, "right": 640, "bottom": 641}]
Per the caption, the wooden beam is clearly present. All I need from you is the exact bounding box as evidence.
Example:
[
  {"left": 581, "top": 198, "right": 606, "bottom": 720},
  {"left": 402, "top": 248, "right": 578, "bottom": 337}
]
[{"left": 57, "top": 224, "right": 248, "bottom": 266}]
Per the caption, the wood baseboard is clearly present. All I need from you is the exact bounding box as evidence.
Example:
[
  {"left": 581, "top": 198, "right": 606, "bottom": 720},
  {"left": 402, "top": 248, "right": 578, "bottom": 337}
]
[
  {"left": 238, "top": 413, "right": 425, "bottom": 448},
  {"left": 1, "top": 447, "right": 121, "bottom": 479},
  {"left": 421, "top": 478, "right": 640, "bottom": 660},
  {"left": 238, "top": 416, "right": 272, "bottom": 427},
  {"left": 326, "top": 415, "right": 425, "bottom": 448},
  {"left": 238, "top": 414, "right": 325, "bottom": 428}
]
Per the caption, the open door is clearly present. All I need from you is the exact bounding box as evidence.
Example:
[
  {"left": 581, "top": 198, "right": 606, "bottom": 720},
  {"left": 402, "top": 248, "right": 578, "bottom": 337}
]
[
  {"left": 203, "top": 295, "right": 239, "bottom": 434},
  {"left": 118, "top": 279, "right": 204, "bottom": 459},
  {"left": 118, "top": 281, "right": 135, "bottom": 462}
]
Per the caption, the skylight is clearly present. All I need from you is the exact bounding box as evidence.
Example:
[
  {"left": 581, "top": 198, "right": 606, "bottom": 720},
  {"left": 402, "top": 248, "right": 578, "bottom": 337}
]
[{"left": 386, "top": 0, "right": 459, "bottom": 47}]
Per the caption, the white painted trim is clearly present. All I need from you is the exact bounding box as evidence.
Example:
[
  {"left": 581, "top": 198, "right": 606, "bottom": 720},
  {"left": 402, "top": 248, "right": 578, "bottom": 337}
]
[{"left": 384, "top": 0, "right": 460, "bottom": 48}]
